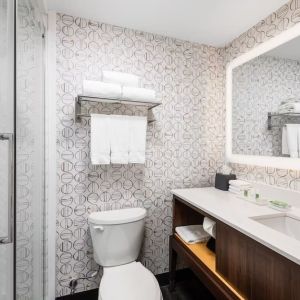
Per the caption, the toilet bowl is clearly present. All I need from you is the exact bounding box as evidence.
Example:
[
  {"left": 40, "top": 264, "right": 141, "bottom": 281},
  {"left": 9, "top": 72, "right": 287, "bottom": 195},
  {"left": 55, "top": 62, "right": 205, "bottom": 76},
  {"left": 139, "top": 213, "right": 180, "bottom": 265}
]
[{"left": 89, "top": 208, "right": 162, "bottom": 300}]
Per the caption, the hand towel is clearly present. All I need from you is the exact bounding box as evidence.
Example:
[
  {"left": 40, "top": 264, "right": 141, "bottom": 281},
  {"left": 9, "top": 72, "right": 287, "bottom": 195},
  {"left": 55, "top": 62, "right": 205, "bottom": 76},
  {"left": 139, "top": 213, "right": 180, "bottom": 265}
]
[
  {"left": 203, "top": 217, "right": 216, "bottom": 239},
  {"left": 83, "top": 80, "right": 122, "bottom": 99},
  {"left": 90, "top": 114, "right": 110, "bottom": 165},
  {"left": 122, "top": 86, "right": 157, "bottom": 103},
  {"left": 110, "top": 115, "right": 129, "bottom": 164},
  {"left": 128, "top": 116, "right": 147, "bottom": 164},
  {"left": 286, "top": 124, "right": 300, "bottom": 158},
  {"left": 102, "top": 71, "right": 140, "bottom": 87},
  {"left": 175, "top": 225, "right": 210, "bottom": 244},
  {"left": 282, "top": 126, "right": 289, "bottom": 155},
  {"left": 228, "top": 179, "right": 251, "bottom": 188}
]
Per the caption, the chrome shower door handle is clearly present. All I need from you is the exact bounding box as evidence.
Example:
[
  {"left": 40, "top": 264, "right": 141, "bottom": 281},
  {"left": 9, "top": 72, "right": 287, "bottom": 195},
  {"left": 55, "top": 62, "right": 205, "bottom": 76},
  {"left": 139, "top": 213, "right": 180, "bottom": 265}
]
[{"left": 0, "top": 133, "right": 14, "bottom": 244}]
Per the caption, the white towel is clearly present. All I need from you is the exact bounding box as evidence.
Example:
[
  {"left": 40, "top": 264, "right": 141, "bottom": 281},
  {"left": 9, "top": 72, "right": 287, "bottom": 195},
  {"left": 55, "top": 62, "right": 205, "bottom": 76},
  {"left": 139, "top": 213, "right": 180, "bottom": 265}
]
[
  {"left": 286, "top": 124, "right": 300, "bottom": 158},
  {"left": 282, "top": 126, "right": 289, "bottom": 155},
  {"left": 229, "top": 187, "right": 242, "bottom": 195},
  {"left": 110, "top": 115, "right": 129, "bottom": 164},
  {"left": 228, "top": 179, "right": 251, "bottom": 188},
  {"left": 83, "top": 80, "right": 122, "bottom": 99},
  {"left": 229, "top": 185, "right": 247, "bottom": 193},
  {"left": 175, "top": 225, "right": 210, "bottom": 244},
  {"left": 90, "top": 114, "right": 110, "bottom": 165},
  {"left": 102, "top": 71, "right": 140, "bottom": 87},
  {"left": 122, "top": 86, "right": 157, "bottom": 103},
  {"left": 128, "top": 116, "right": 147, "bottom": 164},
  {"left": 203, "top": 217, "right": 216, "bottom": 239},
  {"left": 278, "top": 102, "right": 300, "bottom": 113}
]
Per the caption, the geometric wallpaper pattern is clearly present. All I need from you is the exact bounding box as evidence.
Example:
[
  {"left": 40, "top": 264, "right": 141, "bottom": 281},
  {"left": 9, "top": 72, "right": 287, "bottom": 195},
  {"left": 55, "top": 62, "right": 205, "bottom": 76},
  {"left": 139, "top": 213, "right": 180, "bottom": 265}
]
[
  {"left": 55, "top": 13, "right": 225, "bottom": 296},
  {"left": 55, "top": 0, "right": 300, "bottom": 297},
  {"left": 232, "top": 55, "right": 300, "bottom": 156}
]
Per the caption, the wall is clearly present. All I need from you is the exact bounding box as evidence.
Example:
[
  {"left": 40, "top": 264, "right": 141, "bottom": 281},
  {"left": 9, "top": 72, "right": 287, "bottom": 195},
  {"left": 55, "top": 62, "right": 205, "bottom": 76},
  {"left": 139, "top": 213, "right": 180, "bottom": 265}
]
[
  {"left": 225, "top": 0, "right": 300, "bottom": 189},
  {"left": 55, "top": 14, "right": 225, "bottom": 296},
  {"left": 232, "top": 55, "right": 300, "bottom": 156}
]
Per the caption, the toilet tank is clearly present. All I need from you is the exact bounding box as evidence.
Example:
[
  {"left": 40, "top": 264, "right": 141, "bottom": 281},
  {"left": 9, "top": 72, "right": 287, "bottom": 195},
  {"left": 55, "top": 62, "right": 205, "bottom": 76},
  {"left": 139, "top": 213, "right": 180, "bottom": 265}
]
[{"left": 89, "top": 208, "right": 147, "bottom": 267}]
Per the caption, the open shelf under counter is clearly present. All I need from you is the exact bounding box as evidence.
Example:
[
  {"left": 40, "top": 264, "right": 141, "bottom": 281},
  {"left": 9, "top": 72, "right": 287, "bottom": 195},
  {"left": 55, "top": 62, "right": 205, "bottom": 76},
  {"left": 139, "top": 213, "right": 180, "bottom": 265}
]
[{"left": 172, "top": 234, "right": 244, "bottom": 300}]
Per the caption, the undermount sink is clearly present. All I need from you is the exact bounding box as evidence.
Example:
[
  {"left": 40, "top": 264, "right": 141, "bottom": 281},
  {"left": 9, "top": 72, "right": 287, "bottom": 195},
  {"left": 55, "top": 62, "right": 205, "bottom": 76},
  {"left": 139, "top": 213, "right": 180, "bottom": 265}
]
[{"left": 251, "top": 213, "right": 300, "bottom": 241}]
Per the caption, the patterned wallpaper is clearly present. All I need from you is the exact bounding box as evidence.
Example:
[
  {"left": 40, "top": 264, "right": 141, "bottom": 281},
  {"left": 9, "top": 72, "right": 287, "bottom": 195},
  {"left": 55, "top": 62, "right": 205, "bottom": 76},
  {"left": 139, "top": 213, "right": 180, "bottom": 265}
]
[
  {"left": 225, "top": 0, "right": 300, "bottom": 188},
  {"left": 55, "top": 0, "right": 300, "bottom": 296},
  {"left": 55, "top": 14, "right": 225, "bottom": 296},
  {"left": 232, "top": 55, "right": 300, "bottom": 156}
]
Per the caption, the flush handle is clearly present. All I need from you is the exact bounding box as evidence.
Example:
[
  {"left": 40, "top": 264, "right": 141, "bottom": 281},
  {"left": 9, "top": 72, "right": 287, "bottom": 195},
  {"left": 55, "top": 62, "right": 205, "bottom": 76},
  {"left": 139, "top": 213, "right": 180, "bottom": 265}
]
[{"left": 94, "top": 226, "right": 104, "bottom": 232}]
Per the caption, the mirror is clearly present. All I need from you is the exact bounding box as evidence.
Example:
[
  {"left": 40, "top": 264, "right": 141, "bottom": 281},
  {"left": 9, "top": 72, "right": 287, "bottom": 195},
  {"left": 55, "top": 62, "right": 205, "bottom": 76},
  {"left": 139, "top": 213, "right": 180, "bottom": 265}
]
[{"left": 227, "top": 23, "right": 300, "bottom": 170}]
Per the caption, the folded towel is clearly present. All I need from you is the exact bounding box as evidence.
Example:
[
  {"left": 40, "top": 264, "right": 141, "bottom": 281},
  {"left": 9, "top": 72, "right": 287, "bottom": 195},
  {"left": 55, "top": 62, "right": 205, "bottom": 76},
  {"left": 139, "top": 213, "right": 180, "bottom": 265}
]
[
  {"left": 229, "top": 188, "right": 242, "bottom": 195},
  {"left": 228, "top": 179, "right": 251, "bottom": 188},
  {"left": 83, "top": 80, "right": 122, "bottom": 99},
  {"left": 282, "top": 126, "right": 289, "bottom": 155},
  {"left": 102, "top": 71, "right": 140, "bottom": 87},
  {"left": 203, "top": 217, "right": 216, "bottom": 239},
  {"left": 175, "top": 225, "right": 210, "bottom": 244},
  {"left": 280, "top": 98, "right": 300, "bottom": 105},
  {"left": 110, "top": 115, "right": 129, "bottom": 164},
  {"left": 122, "top": 86, "right": 157, "bottom": 103},
  {"left": 229, "top": 185, "right": 247, "bottom": 193},
  {"left": 278, "top": 102, "right": 300, "bottom": 113},
  {"left": 128, "top": 116, "right": 147, "bottom": 164},
  {"left": 90, "top": 114, "right": 110, "bottom": 165},
  {"left": 286, "top": 124, "right": 300, "bottom": 158}
]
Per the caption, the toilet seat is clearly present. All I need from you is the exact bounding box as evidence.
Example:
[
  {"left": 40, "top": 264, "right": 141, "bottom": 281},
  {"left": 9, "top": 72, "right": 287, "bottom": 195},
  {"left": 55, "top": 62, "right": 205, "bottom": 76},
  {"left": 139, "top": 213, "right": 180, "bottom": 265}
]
[{"left": 99, "top": 262, "right": 162, "bottom": 300}]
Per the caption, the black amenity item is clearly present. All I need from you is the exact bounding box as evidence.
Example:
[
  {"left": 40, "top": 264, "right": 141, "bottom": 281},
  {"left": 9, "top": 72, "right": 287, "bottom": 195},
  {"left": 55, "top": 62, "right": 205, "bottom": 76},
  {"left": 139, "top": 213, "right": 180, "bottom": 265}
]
[{"left": 215, "top": 173, "right": 236, "bottom": 191}]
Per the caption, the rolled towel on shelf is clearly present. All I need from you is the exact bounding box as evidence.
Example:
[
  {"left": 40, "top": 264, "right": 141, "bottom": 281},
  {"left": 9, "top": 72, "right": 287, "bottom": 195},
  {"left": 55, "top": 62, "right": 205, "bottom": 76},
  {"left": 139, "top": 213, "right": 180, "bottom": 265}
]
[
  {"left": 175, "top": 225, "right": 210, "bottom": 244},
  {"left": 102, "top": 71, "right": 140, "bottom": 87},
  {"left": 278, "top": 102, "right": 300, "bottom": 114},
  {"left": 122, "top": 86, "right": 157, "bottom": 103},
  {"left": 83, "top": 80, "right": 122, "bottom": 99}
]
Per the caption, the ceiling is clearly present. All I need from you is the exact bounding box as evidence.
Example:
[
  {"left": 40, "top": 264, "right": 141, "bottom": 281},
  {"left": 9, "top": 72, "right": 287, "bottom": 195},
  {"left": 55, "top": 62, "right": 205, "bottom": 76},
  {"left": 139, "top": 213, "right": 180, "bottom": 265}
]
[
  {"left": 265, "top": 36, "right": 300, "bottom": 61},
  {"left": 46, "top": 0, "right": 287, "bottom": 47}
]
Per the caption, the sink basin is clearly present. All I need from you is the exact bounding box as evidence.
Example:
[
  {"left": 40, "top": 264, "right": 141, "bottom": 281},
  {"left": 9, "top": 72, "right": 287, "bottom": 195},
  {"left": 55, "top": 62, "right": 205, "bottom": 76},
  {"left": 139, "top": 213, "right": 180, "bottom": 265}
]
[{"left": 251, "top": 213, "right": 300, "bottom": 241}]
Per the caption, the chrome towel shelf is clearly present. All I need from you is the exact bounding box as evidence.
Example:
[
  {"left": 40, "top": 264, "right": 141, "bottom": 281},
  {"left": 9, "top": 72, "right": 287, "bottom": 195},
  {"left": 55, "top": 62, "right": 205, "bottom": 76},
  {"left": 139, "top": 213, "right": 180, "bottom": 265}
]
[
  {"left": 267, "top": 112, "right": 300, "bottom": 130},
  {"left": 74, "top": 95, "right": 161, "bottom": 123}
]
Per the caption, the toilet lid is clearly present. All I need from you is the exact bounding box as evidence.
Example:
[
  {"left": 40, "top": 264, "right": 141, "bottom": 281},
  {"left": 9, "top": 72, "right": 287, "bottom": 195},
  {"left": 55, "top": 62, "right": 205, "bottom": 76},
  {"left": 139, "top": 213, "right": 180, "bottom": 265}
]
[{"left": 100, "top": 262, "right": 162, "bottom": 300}]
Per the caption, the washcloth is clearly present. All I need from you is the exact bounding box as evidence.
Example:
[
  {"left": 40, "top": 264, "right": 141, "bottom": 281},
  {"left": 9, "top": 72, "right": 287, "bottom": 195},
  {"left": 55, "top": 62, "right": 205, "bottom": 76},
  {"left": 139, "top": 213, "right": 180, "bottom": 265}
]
[
  {"left": 83, "top": 80, "right": 122, "bottom": 99},
  {"left": 229, "top": 179, "right": 251, "bottom": 188},
  {"left": 102, "top": 71, "right": 140, "bottom": 87},
  {"left": 175, "top": 225, "right": 210, "bottom": 244},
  {"left": 110, "top": 115, "right": 129, "bottom": 164},
  {"left": 90, "top": 114, "right": 110, "bottom": 165},
  {"left": 203, "top": 217, "right": 216, "bottom": 239},
  {"left": 128, "top": 116, "right": 147, "bottom": 164},
  {"left": 122, "top": 86, "right": 157, "bottom": 103}
]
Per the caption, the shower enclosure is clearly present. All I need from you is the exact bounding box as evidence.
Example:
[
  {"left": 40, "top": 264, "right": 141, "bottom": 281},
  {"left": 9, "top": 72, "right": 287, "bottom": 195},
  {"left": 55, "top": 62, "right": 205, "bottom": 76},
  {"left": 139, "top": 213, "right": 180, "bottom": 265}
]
[{"left": 0, "top": 0, "right": 45, "bottom": 299}]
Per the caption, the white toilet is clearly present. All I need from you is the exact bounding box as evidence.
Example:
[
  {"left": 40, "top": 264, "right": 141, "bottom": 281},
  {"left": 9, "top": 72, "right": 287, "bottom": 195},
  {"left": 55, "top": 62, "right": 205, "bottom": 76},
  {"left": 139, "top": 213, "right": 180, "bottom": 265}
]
[{"left": 89, "top": 208, "right": 163, "bottom": 300}]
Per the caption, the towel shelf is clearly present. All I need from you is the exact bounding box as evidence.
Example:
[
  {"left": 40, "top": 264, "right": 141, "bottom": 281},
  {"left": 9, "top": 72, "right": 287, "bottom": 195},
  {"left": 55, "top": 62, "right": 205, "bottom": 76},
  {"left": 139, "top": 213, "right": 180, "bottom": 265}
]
[
  {"left": 75, "top": 95, "right": 161, "bottom": 124},
  {"left": 267, "top": 112, "right": 300, "bottom": 130}
]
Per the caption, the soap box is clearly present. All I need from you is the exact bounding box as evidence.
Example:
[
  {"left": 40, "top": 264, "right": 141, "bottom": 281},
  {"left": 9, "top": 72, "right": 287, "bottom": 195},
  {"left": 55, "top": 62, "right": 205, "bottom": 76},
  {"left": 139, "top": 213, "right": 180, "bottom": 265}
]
[{"left": 215, "top": 173, "right": 236, "bottom": 191}]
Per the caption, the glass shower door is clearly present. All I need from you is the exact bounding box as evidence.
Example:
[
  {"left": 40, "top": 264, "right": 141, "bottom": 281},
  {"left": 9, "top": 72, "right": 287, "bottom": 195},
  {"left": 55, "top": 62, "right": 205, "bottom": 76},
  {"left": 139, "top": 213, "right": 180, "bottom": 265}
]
[{"left": 0, "top": 0, "right": 15, "bottom": 299}]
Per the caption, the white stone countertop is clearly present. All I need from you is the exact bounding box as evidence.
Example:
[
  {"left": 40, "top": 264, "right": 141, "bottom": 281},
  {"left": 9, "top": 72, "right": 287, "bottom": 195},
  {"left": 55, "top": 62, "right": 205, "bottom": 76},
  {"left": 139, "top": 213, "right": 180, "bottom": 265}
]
[{"left": 172, "top": 187, "right": 300, "bottom": 265}]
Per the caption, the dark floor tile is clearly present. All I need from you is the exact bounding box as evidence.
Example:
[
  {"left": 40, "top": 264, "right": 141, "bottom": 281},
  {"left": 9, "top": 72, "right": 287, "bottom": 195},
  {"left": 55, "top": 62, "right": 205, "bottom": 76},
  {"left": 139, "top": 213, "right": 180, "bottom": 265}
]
[{"left": 161, "top": 277, "right": 215, "bottom": 300}]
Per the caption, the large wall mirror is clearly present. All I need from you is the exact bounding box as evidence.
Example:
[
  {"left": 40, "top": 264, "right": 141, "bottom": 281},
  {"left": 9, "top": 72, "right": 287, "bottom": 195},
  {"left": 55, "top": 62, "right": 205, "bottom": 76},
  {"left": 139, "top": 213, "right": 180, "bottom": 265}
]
[{"left": 226, "top": 23, "right": 300, "bottom": 170}]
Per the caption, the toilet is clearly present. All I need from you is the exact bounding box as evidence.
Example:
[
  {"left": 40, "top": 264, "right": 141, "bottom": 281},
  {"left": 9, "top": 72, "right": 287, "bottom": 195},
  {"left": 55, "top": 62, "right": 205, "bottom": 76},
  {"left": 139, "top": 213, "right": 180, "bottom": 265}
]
[{"left": 89, "top": 208, "right": 163, "bottom": 300}]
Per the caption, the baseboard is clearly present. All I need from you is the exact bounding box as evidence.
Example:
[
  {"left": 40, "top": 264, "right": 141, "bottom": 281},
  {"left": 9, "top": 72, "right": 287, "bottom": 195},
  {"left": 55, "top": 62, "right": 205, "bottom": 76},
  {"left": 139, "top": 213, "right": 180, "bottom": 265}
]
[
  {"left": 55, "top": 288, "right": 99, "bottom": 300},
  {"left": 55, "top": 268, "right": 192, "bottom": 299}
]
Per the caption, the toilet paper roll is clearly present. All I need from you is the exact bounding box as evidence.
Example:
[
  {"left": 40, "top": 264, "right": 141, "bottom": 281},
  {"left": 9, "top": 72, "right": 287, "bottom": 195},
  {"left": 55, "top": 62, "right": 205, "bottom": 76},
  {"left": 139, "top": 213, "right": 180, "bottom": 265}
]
[{"left": 203, "top": 217, "right": 216, "bottom": 239}]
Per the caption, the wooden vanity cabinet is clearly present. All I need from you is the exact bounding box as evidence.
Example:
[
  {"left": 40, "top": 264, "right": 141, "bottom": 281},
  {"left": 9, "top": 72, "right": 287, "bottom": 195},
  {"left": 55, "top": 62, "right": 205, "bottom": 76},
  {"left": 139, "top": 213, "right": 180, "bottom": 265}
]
[{"left": 170, "top": 195, "right": 300, "bottom": 300}]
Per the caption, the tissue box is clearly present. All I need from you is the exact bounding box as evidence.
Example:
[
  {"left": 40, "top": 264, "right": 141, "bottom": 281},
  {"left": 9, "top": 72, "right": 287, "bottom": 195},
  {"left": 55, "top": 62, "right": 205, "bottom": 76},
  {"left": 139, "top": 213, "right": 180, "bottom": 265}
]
[{"left": 215, "top": 173, "right": 236, "bottom": 191}]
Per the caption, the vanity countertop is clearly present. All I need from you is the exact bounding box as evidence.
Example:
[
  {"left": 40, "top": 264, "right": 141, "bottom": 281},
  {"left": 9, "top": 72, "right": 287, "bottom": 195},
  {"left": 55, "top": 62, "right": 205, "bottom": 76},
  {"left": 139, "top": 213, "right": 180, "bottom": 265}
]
[{"left": 172, "top": 187, "right": 300, "bottom": 265}]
